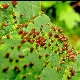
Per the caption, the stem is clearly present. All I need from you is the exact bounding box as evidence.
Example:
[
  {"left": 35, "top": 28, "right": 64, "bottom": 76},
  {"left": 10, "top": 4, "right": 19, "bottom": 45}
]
[{"left": 72, "top": 2, "right": 80, "bottom": 8}]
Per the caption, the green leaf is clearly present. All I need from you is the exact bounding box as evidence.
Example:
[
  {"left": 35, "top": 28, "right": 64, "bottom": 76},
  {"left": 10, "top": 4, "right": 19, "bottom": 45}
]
[
  {"left": 42, "top": 1, "right": 57, "bottom": 8},
  {"left": 55, "top": 2, "right": 80, "bottom": 29}
]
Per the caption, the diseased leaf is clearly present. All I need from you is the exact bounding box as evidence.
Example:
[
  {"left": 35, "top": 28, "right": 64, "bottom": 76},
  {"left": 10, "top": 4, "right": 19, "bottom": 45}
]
[{"left": 0, "top": 1, "right": 79, "bottom": 80}]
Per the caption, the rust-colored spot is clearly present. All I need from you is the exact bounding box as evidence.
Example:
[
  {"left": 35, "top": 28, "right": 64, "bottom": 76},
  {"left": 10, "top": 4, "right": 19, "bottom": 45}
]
[
  {"left": 67, "top": 75, "right": 71, "bottom": 79},
  {"left": 0, "top": 36, "right": 2, "bottom": 39},
  {"left": 30, "top": 47, "right": 34, "bottom": 52},
  {"left": 58, "top": 27, "right": 63, "bottom": 33},
  {"left": 23, "top": 64, "right": 28, "bottom": 68},
  {"left": 11, "top": 46, "right": 14, "bottom": 49},
  {"left": 14, "top": 66, "right": 21, "bottom": 73},
  {"left": 46, "top": 23, "right": 49, "bottom": 26},
  {"left": 12, "top": 1, "right": 18, "bottom": 6},
  {"left": 57, "top": 67, "right": 62, "bottom": 71},
  {"left": 19, "top": 54, "right": 24, "bottom": 58},
  {"left": 48, "top": 32, "right": 52, "bottom": 37},
  {"left": 5, "top": 52, "right": 10, "bottom": 58},
  {"left": 51, "top": 26, "right": 57, "bottom": 31},
  {"left": 46, "top": 61, "right": 49, "bottom": 64},
  {"left": 1, "top": 41, "right": 4, "bottom": 44},
  {"left": 16, "top": 59, "right": 19, "bottom": 63},
  {"left": 45, "top": 54, "right": 49, "bottom": 57},
  {"left": 6, "top": 34, "right": 10, "bottom": 39},
  {"left": 2, "top": 3, "right": 9, "bottom": 9},
  {"left": 18, "top": 45, "right": 21, "bottom": 50},
  {"left": 39, "top": 55, "right": 42, "bottom": 59},
  {"left": 29, "top": 62, "right": 34, "bottom": 67},
  {"left": 29, "top": 39, "right": 34, "bottom": 44},
  {"left": 18, "top": 30, "right": 23, "bottom": 34},
  {"left": 44, "top": 46, "right": 47, "bottom": 49},
  {"left": 51, "top": 39, "right": 54, "bottom": 43},
  {"left": 12, "top": 12, "right": 16, "bottom": 18},
  {"left": 9, "top": 58, "right": 13, "bottom": 62},
  {"left": 21, "top": 32, "right": 27, "bottom": 38},
  {"left": 33, "top": 16, "right": 36, "bottom": 19},
  {"left": 3, "top": 66, "right": 9, "bottom": 72},
  {"left": 14, "top": 20, "right": 17, "bottom": 23},
  {"left": 40, "top": 42, "right": 46, "bottom": 46},
  {"left": 37, "top": 76, "right": 40, "bottom": 80},
  {"left": 21, "top": 39, "right": 26, "bottom": 44},
  {"left": 2, "top": 22, "right": 8, "bottom": 26},
  {"left": 20, "top": 14, "right": 23, "bottom": 17},
  {"left": 36, "top": 43, "right": 39, "bottom": 47},
  {"left": 23, "top": 75, "right": 27, "bottom": 78},
  {"left": 54, "top": 34, "right": 59, "bottom": 38},
  {"left": 48, "top": 43, "right": 51, "bottom": 46}
]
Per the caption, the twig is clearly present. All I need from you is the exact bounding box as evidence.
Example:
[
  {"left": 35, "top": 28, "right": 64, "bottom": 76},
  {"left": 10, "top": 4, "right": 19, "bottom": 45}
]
[{"left": 72, "top": 2, "right": 80, "bottom": 8}]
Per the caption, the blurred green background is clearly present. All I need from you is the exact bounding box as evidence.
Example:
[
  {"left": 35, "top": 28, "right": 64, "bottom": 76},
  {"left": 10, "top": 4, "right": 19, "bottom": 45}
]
[{"left": 41, "top": 1, "right": 80, "bottom": 52}]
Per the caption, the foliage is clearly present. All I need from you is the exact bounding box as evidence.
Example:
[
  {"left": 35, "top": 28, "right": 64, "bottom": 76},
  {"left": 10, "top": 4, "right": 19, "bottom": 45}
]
[{"left": 0, "top": 1, "right": 80, "bottom": 80}]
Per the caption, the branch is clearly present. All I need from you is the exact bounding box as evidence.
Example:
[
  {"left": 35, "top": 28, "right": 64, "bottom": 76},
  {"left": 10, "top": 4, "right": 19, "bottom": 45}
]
[{"left": 72, "top": 2, "right": 80, "bottom": 8}]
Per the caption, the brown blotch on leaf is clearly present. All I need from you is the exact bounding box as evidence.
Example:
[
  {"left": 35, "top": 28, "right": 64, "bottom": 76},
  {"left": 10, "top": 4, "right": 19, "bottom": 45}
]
[
  {"left": 45, "top": 54, "right": 49, "bottom": 57},
  {"left": 25, "top": 23, "right": 28, "bottom": 27},
  {"left": 51, "top": 65, "right": 54, "bottom": 68},
  {"left": 54, "top": 34, "right": 59, "bottom": 38},
  {"left": 2, "top": 22, "right": 8, "bottom": 26},
  {"left": 12, "top": 12, "right": 16, "bottom": 19},
  {"left": 5, "top": 52, "right": 10, "bottom": 58},
  {"left": 57, "top": 67, "right": 62, "bottom": 71},
  {"left": 51, "top": 26, "right": 57, "bottom": 31},
  {"left": 37, "top": 76, "right": 40, "bottom": 80},
  {"left": 23, "top": 75, "right": 27, "bottom": 78},
  {"left": 36, "top": 43, "right": 39, "bottom": 48},
  {"left": 58, "top": 27, "right": 63, "bottom": 33},
  {"left": 44, "top": 46, "right": 47, "bottom": 49},
  {"left": 14, "top": 66, "right": 21, "bottom": 73},
  {"left": 30, "top": 47, "right": 34, "bottom": 52},
  {"left": 51, "top": 39, "right": 54, "bottom": 43},
  {"left": 48, "top": 32, "right": 52, "bottom": 37},
  {"left": 6, "top": 34, "right": 10, "bottom": 39},
  {"left": 1, "top": 41, "right": 4, "bottom": 44},
  {"left": 9, "top": 58, "right": 13, "bottom": 62},
  {"left": 19, "top": 54, "right": 24, "bottom": 58},
  {"left": 23, "top": 64, "right": 28, "bottom": 69},
  {"left": 12, "top": 1, "right": 18, "bottom": 6},
  {"left": 70, "top": 67, "right": 75, "bottom": 76},
  {"left": 46, "top": 23, "right": 49, "bottom": 26},
  {"left": 16, "top": 59, "right": 19, "bottom": 63},
  {"left": 46, "top": 61, "right": 49, "bottom": 64},
  {"left": 18, "top": 45, "right": 21, "bottom": 50},
  {"left": 44, "top": 63, "right": 48, "bottom": 67},
  {"left": 39, "top": 55, "right": 42, "bottom": 59},
  {"left": 18, "top": 30, "right": 23, "bottom": 35},
  {"left": 29, "top": 39, "right": 34, "bottom": 44},
  {"left": 67, "top": 75, "right": 71, "bottom": 79},
  {"left": 33, "top": 16, "right": 36, "bottom": 19},
  {"left": 14, "top": 20, "right": 17, "bottom": 23},
  {"left": 29, "top": 62, "right": 34, "bottom": 67},
  {"left": 2, "top": 3, "right": 9, "bottom": 9},
  {"left": 3, "top": 66, "right": 9, "bottom": 72},
  {"left": 67, "top": 49, "right": 72, "bottom": 53},
  {"left": 0, "top": 36, "right": 2, "bottom": 39},
  {"left": 60, "top": 61, "right": 64, "bottom": 64},
  {"left": 20, "top": 14, "right": 23, "bottom": 17},
  {"left": 21, "top": 39, "right": 26, "bottom": 44},
  {"left": 48, "top": 43, "right": 51, "bottom": 47},
  {"left": 21, "top": 32, "right": 27, "bottom": 38},
  {"left": 11, "top": 46, "right": 14, "bottom": 49}
]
